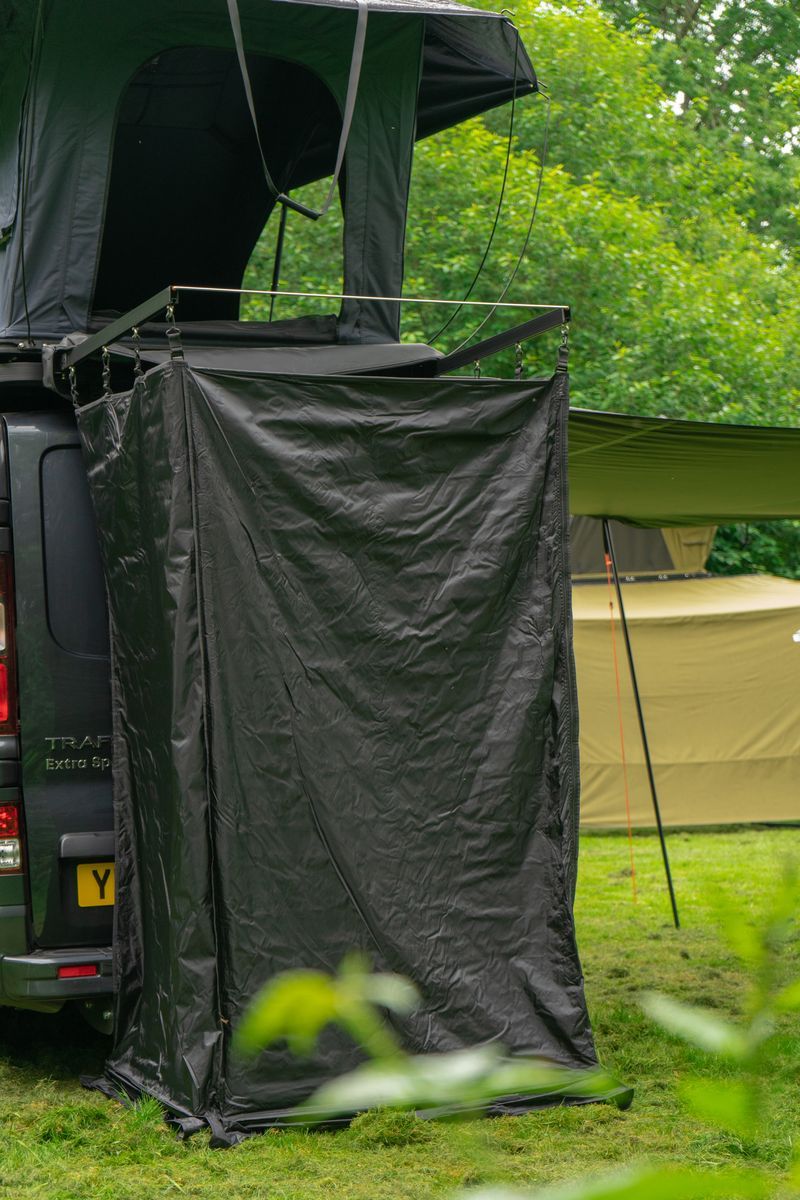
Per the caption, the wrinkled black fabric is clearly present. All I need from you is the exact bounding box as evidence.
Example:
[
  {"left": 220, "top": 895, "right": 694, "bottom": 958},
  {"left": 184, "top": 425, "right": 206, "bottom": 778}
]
[{"left": 77, "top": 362, "right": 598, "bottom": 1141}]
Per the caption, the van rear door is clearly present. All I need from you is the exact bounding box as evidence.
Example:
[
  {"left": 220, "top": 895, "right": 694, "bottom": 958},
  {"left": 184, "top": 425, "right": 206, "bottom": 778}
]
[{"left": 5, "top": 412, "right": 113, "bottom": 950}]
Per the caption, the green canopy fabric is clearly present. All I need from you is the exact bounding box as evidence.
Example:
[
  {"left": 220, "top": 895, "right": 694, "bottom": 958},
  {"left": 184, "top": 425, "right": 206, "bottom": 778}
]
[{"left": 568, "top": 408, "right": 800, "bottom": 528}]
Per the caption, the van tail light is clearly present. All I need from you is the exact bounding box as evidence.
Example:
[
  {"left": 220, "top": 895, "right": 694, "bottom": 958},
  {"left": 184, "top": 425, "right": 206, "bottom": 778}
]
[
  {"left": 0, "top": 805, "right": 18, "bottom": 837},
  {"left": 0, "top": 551, "right": 22, "bottom": 872},
  {"left": 0, "top": 554, "right": 17, "bottom": 735},
  {"left": 0, "top": 803, "right": 21, "bottom": 872},
  {"left": 0, "top": 835, "right": 21, "bottom": 872}
]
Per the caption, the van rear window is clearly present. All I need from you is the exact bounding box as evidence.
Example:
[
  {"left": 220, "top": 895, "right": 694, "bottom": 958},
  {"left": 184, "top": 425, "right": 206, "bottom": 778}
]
[{"left": 41, "top": 447, "right": 109, "bottom": 657}]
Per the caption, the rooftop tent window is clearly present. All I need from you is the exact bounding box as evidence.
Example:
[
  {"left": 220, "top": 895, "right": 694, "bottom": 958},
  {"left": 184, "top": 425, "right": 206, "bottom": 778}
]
[
  {"left": 241, "top": 175, "right": 344, "bottom": 323},
  {"left": 92, "top": 47, "right": 344, "bottom": 323}
]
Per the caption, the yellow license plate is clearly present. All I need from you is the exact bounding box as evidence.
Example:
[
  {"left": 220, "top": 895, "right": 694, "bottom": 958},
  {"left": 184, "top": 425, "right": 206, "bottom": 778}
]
[{"left": 76, "top": 862, "right": 115, "bottom": 907}]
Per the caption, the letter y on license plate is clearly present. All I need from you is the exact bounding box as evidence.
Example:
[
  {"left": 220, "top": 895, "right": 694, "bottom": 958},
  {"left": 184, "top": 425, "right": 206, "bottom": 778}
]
[{"left": 76, "top": 862, "right": 115, "bottom": 907}]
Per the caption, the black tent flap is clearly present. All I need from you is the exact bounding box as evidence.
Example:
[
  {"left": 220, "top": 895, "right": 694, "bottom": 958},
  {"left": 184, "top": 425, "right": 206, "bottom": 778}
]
[{"left": 76, "top": 362, "right": 609, "bottom": 1141}]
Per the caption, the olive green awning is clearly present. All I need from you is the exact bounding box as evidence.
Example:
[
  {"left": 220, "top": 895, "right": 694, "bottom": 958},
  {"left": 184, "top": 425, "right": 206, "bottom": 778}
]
[{"left": 568, "top": 408, "right": 800, "bottom": 528}]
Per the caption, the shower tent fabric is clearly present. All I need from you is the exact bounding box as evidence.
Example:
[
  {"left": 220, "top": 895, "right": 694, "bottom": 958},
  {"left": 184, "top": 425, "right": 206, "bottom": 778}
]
[{"left": 76, "top": 359, "right": 620, "bottom": 1142}]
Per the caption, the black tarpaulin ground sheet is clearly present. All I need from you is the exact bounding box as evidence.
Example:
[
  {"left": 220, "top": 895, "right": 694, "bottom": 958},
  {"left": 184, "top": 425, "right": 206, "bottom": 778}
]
[{"left": 77, "top": 360, "right": 613, "bottom": 1143}]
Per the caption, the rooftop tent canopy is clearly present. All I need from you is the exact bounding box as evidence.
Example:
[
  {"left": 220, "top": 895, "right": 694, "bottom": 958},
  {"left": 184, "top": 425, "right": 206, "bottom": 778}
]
[
  {"left": 568, "top": 409, "right": 800, "bottom": 528},
  {"left": 0, "top": 0, "right": 535, "bottom": 343}
]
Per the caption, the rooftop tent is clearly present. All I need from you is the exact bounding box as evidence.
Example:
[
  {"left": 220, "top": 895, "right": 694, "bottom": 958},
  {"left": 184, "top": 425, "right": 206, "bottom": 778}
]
[
  {"left": 568, "top": 408, "right": 800, "bottom": 528},
  {"left": 0, "top": 7, "right": 33, "bottom": 245},
  {"left": 0, "top": 0, "right": 534, "bottom": 344}
]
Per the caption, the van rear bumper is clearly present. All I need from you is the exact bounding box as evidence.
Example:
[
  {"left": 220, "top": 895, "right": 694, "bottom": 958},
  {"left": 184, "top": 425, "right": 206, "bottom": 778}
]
[{"left": 1, "top": 946, "right": 113, "bottom": 1009}]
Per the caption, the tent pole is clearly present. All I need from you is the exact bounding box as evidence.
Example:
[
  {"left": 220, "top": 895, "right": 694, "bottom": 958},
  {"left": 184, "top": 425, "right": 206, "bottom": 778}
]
[
  {"left": 269, "top": 202, "right": 289, "bottom": 323},
  {"left": 601, "top": 520, "right": 680, "bottom": 930}
]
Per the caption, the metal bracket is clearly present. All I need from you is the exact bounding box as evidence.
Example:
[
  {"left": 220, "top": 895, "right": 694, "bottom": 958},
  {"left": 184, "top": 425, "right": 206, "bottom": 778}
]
[
  {"left": 54, "top": 285, "right": 175, "bottom": 376},
  {"left": 433, "top": 306, "right": 570, "bottom": 377}
]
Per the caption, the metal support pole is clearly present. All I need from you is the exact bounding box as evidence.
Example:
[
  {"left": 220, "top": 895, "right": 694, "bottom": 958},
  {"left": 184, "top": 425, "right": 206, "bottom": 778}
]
[
  {"left": 602, "top": 520, "right": 680, "bottom": 929},
  {"left": 269, "top": 201, "right": 289, "bottom": 323}
]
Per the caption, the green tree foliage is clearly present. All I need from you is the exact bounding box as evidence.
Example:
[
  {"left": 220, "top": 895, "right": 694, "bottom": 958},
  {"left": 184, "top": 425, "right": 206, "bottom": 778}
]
[
  {"left": 707, "top": 521, "right": 800, "bottom": 580},
  {"left": 483, "top": 1, "right": 753, "bottom": 252},
  {"left": 402, "top": 2, "right": 800, "bottom": 427},
  {"left": 598, "top": 0, "right": 800, "bottom": 248}
]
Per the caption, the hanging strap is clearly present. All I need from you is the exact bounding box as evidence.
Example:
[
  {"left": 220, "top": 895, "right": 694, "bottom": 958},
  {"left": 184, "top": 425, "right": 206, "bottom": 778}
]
[{"left": 226, "top": 0, "right": 368, "bottom": 222}]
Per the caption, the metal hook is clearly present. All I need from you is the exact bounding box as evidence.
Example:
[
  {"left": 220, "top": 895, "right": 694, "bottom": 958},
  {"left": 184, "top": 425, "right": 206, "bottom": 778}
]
[
  {"left": 164, "top": 300, "right": 184, "bottom": 362},
  {"left": 556, "top": 322, "right": 570, "bottom": 375},
  {"left": 131, "top": 326, "right": 143, "bottom": 378},
  {"left": 101, "top": 346, "right": 111, "bottom": 396},
  {"left": 68, "top": 365, "right": 79, "bottom": 407}
]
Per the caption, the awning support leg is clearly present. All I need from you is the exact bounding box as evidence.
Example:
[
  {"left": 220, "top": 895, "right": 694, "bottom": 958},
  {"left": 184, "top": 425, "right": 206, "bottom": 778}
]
[{"left": 601, "top": 519, "right": 680, "bottom": 930}]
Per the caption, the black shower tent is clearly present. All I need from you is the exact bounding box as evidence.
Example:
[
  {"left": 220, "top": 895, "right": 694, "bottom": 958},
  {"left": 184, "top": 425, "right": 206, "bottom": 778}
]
[{"left": 79, "top": 361, "right": 614, "bottom": 1141}]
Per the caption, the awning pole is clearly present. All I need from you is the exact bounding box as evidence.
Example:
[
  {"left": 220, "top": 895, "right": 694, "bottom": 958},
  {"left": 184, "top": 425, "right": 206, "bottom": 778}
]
[{"left": 601, "top": 519, "right": 680, "bottom": 930}]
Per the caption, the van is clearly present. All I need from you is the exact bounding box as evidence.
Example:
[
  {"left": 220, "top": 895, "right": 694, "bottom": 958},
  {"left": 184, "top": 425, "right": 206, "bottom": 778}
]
[{"left": 0, "top": 359, "right": 114, "bottom": 1031}]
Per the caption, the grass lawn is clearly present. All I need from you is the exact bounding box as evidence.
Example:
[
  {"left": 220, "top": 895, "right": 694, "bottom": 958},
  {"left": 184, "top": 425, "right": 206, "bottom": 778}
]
[{"left": 1, "top": 827, "right": 798, "bottom": 1199}]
